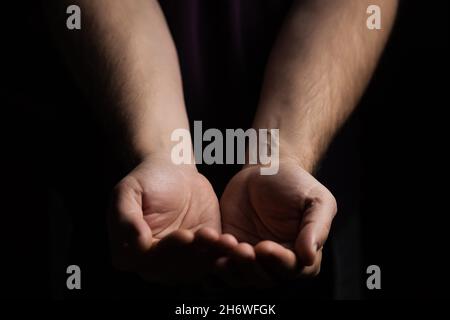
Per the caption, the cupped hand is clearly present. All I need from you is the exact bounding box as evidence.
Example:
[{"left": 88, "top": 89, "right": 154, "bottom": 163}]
[
  {"left": 109, "top": 156, "right": 238, "bottom": 285},
  {"left": 219, "top": 158, "right": 337, "bottom": 286}
]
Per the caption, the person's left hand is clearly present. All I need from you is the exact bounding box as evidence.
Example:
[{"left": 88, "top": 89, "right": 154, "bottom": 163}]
[{"left": 219, "top": 157, "right": 337, "bottom": 287}]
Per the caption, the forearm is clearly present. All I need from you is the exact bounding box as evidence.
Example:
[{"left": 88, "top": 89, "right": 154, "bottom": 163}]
[
  {"left": 253, "top": 0, "right": 398, "bottom": 172},
  {"left": 47, "top": 0, "right": 189, "bottom": 165}
]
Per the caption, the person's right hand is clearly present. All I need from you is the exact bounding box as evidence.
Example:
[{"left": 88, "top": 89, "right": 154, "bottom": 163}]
[{"left": 108, "top": 155, "right": 238, "bottom": 285}]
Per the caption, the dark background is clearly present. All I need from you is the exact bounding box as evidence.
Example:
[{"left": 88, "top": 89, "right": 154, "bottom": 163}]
[
  {"left": 361, "top": 0, "right": 449, "bottom": 299},
  {"left": 2, "top": 0, "right": 449, "bottom": 299}
]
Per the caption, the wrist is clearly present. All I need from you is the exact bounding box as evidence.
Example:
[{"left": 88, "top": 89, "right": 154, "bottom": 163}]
[
  {"left": 119, "top": 129, "right": 197, "bottom": 173},
  {"left": 278, "top": 139, "right": 317, "bottom": 173},
  {"left": 138, "top": 145, "right": 198, "bottom": 172},
  {"left": 241, "top": 133, "right": 317, "bottom": 174},
  {"left": 251, "top": 115, "right": 318, "bottom": 173}
]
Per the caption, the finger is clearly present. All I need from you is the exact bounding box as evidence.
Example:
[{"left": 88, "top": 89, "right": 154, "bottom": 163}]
[
  {"left": 208, "top": 234, "right": 245, "bottom": 287},
  {"left": 228, "top": 242, "right": 275, "bottom": 288},
  {"left": 226, "top": 244, "right": 255, "bottom": 287},
  {"left": 230, "top": 242, "right": 256, "bottom": 261},
  {"left": 215, "top": 243, "right": 273, "bottom": 288},
  {"left": 192, "top": 228, "right": 225, "bottom": 288},
  {"left": 255, "top": 241, "right": 297, "bottom": 281},
  {"left": 215, "top": 233, "right": 239, "bottom": 255},
  {"left": 298, "top": 248, "right": 322, "bottom": 278},
  {"left": 139, "top": 229, "right": 196, "bottom": 284},
  {"left": 109, "top": 179, "right": 152, "bottom": 255},
  {"left": 212, "top": 242, "right": 255, "bottom": 287},
  {"left": 152, "top": 229, "right": 195, "bottom": 253},
  {"left": 192, "top": 227, "right": 223, "bottom": 273},
  {"left": 295, "top": 193, "right": 337, "bottom": 266},
  {"left": 193, "top": 227, "right": 220, "bottom": 256}
]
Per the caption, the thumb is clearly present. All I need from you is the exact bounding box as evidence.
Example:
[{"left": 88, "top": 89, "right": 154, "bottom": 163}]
[
  {"left": 295, "top": 191, "right": 337, "bottom": 266},
  {"left": 109, "top": 178, "right": 153, "bottom": 253}
]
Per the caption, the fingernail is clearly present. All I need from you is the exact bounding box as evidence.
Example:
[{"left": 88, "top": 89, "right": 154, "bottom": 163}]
[{"left": 314, "top": 242, "right": 323, "bottom": 252}]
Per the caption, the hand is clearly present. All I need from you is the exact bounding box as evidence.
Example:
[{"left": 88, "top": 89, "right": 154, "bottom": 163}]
[
  {"left": 220, "top": 157, "right": 337, "bottom": 286},
  {"left": 109, "top": 155, "right": 238, "bottom": 285}
]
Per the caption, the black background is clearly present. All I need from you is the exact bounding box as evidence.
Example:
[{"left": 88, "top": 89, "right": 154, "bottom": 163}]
[
  {"left": 2, "top": 0, "right": 449, "bottom": 299},
  {"left": 361, "top": 0, "right": 449, "bottom": 298}
]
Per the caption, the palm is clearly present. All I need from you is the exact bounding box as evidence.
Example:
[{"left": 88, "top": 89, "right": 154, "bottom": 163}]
[
  {"left": 109, "top": 157, "right": 222, "bottom": 284},
  {"left": 134, "top": 159, "right": 221, "bottom": 240},
  {"left": 220, "top": 159, "right": 337, "bottom": 279},
  {"left": 221, "top": 161, "right": 308, "bottom": 247}
]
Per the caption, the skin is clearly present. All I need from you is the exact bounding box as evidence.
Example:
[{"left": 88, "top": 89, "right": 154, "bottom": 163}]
[
  {"left": 220, "top": 159, "right": 336, "bottom": 285},
  {"left": 109, "top": 156, "right": 223, "bottom": 284},
  {"left": 47, "top": 0, "right": 236, "bottom": 285},
  {"left": 47, "top": 0, "right": 398, "bottom": 287},
  {"left": 220, "top": 0, "right": 398, "bottom": 285}
]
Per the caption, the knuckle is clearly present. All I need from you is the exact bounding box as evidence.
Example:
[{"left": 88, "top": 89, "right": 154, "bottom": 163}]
[{"left": 323, "top": 189, "right": 338, "bottom": 216}]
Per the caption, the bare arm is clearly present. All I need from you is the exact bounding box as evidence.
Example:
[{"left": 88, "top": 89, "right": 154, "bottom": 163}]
[
  {"left": 220, "top": 0, "right": 398, "bottom": 283},
  {"left": 46, "top": 1, "right": 228, "bottom": 284},
  {"left": 47, "top": 0, "right": 190, "bottom": 166},
  {"left": 254, "top": 0, "right": 398, "bottom": 171}
]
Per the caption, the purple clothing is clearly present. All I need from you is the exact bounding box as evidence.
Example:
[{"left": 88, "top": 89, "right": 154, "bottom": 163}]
[{"left": 159, "top": 0, "right": 293, "bottom": 127}]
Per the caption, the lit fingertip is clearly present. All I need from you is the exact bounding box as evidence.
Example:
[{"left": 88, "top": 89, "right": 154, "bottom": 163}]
[
  {"left": 254, "top": 240, "right": 279, "bottom": 256},
  {"left": 195, "top": 227, "right": 220, "bottom": 242},
  {"left": 171, "top": 229, "right": 195, "bottom": 244},
  {"left": 219, "top": 233, "right": 239, "bottom": 246},
  {"left": 255, "top": 241, "right": 297, "bottom": 270},
  {"left": 234, "top": 243, "right": 256, "bottom": 260}
]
